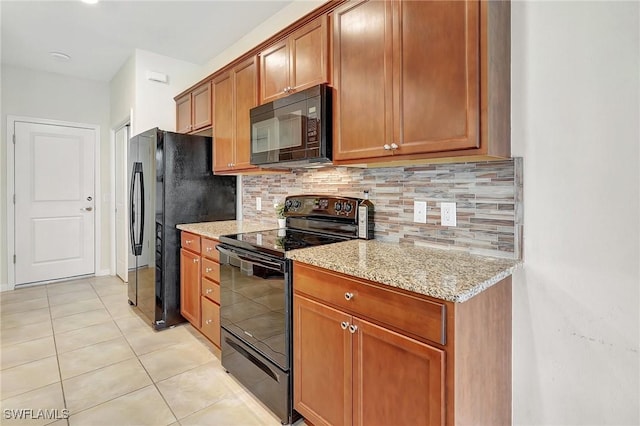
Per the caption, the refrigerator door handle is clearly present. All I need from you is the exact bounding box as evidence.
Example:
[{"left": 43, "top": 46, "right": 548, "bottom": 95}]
[{"left": 130, "top": 162, "right": 145, "bottom": 256}]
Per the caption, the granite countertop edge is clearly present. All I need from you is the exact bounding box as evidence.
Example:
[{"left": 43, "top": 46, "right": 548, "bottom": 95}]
[
  {"left": 176, "top": 221, "right": 521, "bottom": 304},
  {"left": 286, "top": 240, "right": 521, "bottom": 303}
]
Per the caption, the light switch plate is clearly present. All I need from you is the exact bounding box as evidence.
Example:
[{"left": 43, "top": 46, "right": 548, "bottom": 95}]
[
  {"left": 441, "top": 202, "right": 457, "bottom": 226},
  {"left": 414, "top": 201, "right": 427, "bottom": 223}
]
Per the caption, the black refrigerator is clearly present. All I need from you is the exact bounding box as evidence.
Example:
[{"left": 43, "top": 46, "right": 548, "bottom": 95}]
[{"left": 127, "top": 128, "right": 236, "bottom": 330}]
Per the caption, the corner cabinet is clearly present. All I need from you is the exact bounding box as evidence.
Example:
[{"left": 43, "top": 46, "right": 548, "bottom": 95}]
[
  {"left": 176, "top": 81, "right": 212, "bottom": 134},
  {"left": 293, "top": 261, "right": 512, "bottom": 426},
  {"left": 212, "top": 56, "right": 259, "bottom": 174},
  {"left": 180, "top": 232, "right": 222, "bottom": 348},
  {"left": 259, "top": 15, "right": 329, "bottom": 104},
  {"left": 332, "top": 0, "right": 510, "bottom": 165}
]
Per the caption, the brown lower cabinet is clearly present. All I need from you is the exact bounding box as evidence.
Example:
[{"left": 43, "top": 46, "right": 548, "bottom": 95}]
[
  {"left": 293, "top": 262, "right": 511, "bottom": 426},
  {"left": 180, "top": 231, "right": 222, "bottom": 347}
]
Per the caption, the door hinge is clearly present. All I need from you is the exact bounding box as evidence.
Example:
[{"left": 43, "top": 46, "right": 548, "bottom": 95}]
[
  {"left": 13, "top": 254, "right": 16, "bottom": 264},
  {"left": 13, "top": 194, "right": 15, "bottom": 204},
  {"left": 12, "top": 134, "right": 15, "bottom": 144}
]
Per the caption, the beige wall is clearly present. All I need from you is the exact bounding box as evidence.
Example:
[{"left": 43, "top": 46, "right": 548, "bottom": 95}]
[{"left": 511, "top": 1, "right": 639, "bottom": 424}]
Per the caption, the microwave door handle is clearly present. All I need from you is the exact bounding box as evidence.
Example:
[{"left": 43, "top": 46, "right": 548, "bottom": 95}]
[{"left": 216, "top": 246, "right": 284, "bottom": 272}]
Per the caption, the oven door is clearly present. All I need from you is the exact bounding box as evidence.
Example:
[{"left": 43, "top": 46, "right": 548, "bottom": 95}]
[
  {"left": 250, "top": 99, "right": 309, "bottom": 165},
  {"left": 216, "top": 244, "right": 290, "bottom": 371}
]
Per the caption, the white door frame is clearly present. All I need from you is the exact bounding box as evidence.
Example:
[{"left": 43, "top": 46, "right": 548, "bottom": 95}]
[
  {"left": 110, "top": 118, "right": 131, "bottom": 282},
  {"left": 5, "top": 115, "right": 101, "bottom": 291}
]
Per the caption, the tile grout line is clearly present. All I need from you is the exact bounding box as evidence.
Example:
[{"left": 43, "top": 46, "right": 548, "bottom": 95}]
[{"left": 46, "top": 283, "right": 70, "bottom": 425}]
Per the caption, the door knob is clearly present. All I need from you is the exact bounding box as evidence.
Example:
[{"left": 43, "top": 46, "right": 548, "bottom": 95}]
[{"left": 81, "top": 207, "right": 93, "bottom": 212}]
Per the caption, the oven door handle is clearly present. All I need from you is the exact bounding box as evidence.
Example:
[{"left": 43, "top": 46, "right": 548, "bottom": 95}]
[{"left": 216, "top": 245, "right": 285, "bottom": 273}]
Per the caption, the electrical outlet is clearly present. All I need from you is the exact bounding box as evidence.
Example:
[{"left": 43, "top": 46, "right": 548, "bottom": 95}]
[
  {"left": 256, "top": 197, "right": 262, "bottom": 211},
  {"left": 413, "top": 201, "right": 427, "bottom": 223},
  {"left": 441, "top": 202, "right": 457, "bottom": 226}
]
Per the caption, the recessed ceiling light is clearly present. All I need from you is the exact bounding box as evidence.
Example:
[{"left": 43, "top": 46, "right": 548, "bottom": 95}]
[
  {"left": 81, "top": 0, "right": 99, "bottom": 4},
  {"left": 50, "top": 51, "right": 71, "bottom": 61}
]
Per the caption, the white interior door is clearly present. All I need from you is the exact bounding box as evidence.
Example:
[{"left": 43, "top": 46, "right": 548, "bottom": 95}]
[
  {"left": 115, "top": 124, "right": 130, "bottom": 282},
  {"left": 14, "top": 121, "right": 96, "bottom": 285}
]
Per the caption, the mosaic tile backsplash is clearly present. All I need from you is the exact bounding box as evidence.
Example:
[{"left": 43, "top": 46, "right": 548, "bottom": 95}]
[{"left": 242, "top": 158, "right": 523, "bottom": 259}]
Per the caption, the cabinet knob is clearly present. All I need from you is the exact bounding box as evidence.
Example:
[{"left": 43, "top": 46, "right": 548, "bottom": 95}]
[
  {"left": 383, "top": 144, "right": 391, "bottom": 150},
  {"left": 205, "top": 319, "right": 212, "bottom": 325},
  {"left": 390, "top": 143, "right": 399, "bottom": 150},
  {"left": 349, "top": 324, "right": 358, "bottom": 334},
  {"left": 340, "top": 321, "right": 349, "bottom": 330},
  {"left": 206, "top": 247, "right": 212, "bottom": 252},
  {"left": 344, "top": 292, "right": 354, "bottom": 301},
  {"left": 206, "top": 288, "right": 212, "bottom": 294},
  {"left": 186, "top": 240, "right": 193, "bottom": 244},
  {"left": 205, "top": 267, "right": 212, "bottom": 273},
  {"left": 192, "top": 258, "right": 199, "bottom": 263}
]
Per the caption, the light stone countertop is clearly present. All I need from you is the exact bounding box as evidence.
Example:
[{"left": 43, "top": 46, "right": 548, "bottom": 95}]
[
  {"left": 176, "top": 220, "right": 520, "bottom": 303},
  {"left": 286, "top": 239, "right": 520, "bottom": 303},
  {"left": 176, "top": 220, "right": 278, "bottom": 240}
]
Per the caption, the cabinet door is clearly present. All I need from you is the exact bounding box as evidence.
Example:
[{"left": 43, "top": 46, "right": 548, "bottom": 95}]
[
  {"left": 352, "top": 317, "right": 445, "bottom": 426},
  {"left": 290, "top": 15, "right": 328, "bottom": 94},
  {"left": 180, "top": 248, "right": 201, "bottom": 327},
  {"left": 260, "top": 39, "right": 290, "bottom": 104},
  {"left": 294, "top": 295, "right": 352, "bottom": 426},
  {"left": 200, "top": 296, "right": 220, "bottom": 347},
  {"left": 333, "top": 0, "right": 394, "bottom": 161},
  {"left": 393, "top": 0, "right": 480, "bottom": 155},
  {"left": 192, "top": 82, "right": 212, "bottom": 131},
  {"left": 213, "top": 72, "right": 234, "bottom": 172},
  {"left": 176, "top": 94, "right": 192, "bottom": 134},
  {"left": 233, "top": 56, "right": 258, "bottom": 171}
]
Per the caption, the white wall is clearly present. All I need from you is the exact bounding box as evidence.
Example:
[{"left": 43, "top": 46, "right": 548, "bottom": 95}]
[
  {"left": 0, "top": 65, "right": 112, "bottom": 284},
  {"left": 133, "top": 49, "right": 202, "bottom": 135},
  {"left": 110, "top": 55, "right": 135, "bottom": 130},
  {"left": 511, "top": 2, "right": 639, "bottom": 425}
]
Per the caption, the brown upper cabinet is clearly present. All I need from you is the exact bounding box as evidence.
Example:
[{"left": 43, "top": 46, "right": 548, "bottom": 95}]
[
  {"left": 212, "top": 56, "right": 259, "bottom": 174},
  {"left": 176, "top": 81, "right": 212, "bottom": 134},
  {"left": 332, "top": 0, "right": 510, "bottom": 165},
  {"left": 259, "top": 15, "right": 329, "bottom": 104}
]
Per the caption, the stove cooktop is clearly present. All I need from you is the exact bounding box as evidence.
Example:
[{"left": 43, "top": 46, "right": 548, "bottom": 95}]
[{"left": 218, "top": 228, "right": 350, "bottom": 258}]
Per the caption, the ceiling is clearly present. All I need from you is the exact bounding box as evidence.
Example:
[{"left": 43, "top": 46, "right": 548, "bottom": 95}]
[{"left": 1, "top": 0, "right": 293, "bottom": 82}]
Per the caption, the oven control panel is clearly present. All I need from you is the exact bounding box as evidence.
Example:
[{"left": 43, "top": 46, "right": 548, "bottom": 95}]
[{"left": 285, "top": 196, "right": 358, "bottom": 219}]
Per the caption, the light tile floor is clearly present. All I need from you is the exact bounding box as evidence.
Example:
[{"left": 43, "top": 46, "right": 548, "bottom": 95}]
[{"left": 0, "top": 276, "right": 285, "bottom": 426}]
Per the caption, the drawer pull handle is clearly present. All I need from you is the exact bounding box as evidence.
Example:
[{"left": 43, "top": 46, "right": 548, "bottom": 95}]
[
  {"left": 192, "top": 258, "right": 199, "bottom": 264},
  {"left": 205, "top": 288, "right": 212, "bottom": 294},
  {"left": 186, "top": 240, "right": 193, "bottom": 244},
  {"left": 340, "top": 321, "right": 349, "bottom": 330},
  {"left": 205, "top": 319, "right": 212, "bottom": 325},
  {"left": 344, "top": 292, "right": 354, "bottom": 301},
  {"left": 348, "top": 324, "right": 358, "bottom": 334},
  {"left": 206, "top": 247, "right": 212, "bottom": 251},
  {"left": 205, "top": 267, "right": 213, "bottom": 273}
]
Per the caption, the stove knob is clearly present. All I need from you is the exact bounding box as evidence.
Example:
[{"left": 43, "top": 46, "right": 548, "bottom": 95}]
[
  {"left": 344, "top": 203, "right": 353, "bottom": 213},
  {"left": 334, "top": 201, "right": 342, "bottom": 211},
  {"left": 285, "top": 199, "right": 292, "bottom": 209},
  {"left": 293, "top": 200, "right": 301, "bottom": 209}
]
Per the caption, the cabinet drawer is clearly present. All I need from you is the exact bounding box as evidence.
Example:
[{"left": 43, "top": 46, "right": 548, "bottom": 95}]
[
  {"left": 201, "top": 296, "right": 220, "bottom": 347},
  {"left": 202, "top": 277, "right": 220, "bottom": 304},
  {"left": 181, "top": 232, "right": 201, "bottom": 253},
  {"left": 294, "top": 262, "right": 446, "bottom": 345},
  {"left": 201, "top": 258, "right": 220, "bottom": 283},
  {"left": 201, "top": 238, "right": 219, "bottom": 261}
]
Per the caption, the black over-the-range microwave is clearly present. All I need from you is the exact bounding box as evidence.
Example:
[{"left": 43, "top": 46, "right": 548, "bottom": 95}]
[{"left": 250, "top": 83, "right": 331, "bottom": 168}]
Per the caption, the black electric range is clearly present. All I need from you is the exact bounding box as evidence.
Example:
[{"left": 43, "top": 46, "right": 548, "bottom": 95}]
[{"left": 215, "top": 195, "right": 373, "bottom": 425}]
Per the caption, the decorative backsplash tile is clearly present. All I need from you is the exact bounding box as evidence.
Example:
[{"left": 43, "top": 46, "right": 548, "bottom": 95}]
[{"left": 242, "top": 158, "right": 523, "bottom": 259}]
